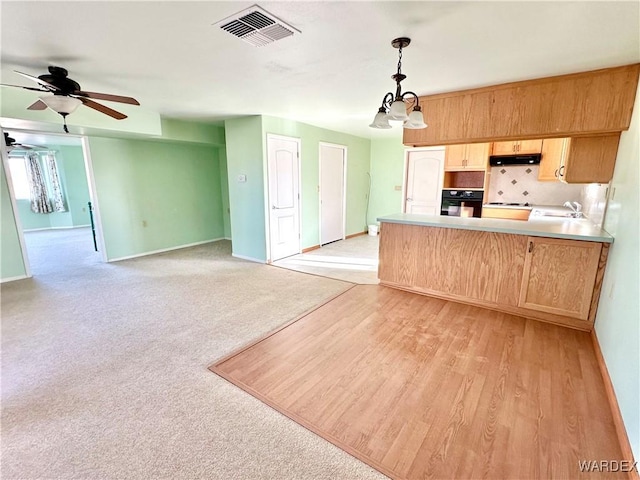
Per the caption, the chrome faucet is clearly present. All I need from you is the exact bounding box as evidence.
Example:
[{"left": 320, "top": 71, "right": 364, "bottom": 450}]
[{"left": 564, "top": 201, "right": 583, "bottom": 218}]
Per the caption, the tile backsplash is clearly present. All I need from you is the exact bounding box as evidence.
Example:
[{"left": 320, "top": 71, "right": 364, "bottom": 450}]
[{"left": 488, "top": 165, "right": 583, "bottom": 205}]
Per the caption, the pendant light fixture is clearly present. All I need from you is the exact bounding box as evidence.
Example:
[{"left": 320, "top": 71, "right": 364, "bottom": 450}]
[{"left": 369, "top": 37, "right": 427, "bottom": 130}]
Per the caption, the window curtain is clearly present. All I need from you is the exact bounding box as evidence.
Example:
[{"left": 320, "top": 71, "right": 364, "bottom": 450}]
[
  {"left": 44, "top": 153, "right": 66, "bottom": 212},
  {"left": 25, "top": 153, "right": 52, "bottom": 214}
]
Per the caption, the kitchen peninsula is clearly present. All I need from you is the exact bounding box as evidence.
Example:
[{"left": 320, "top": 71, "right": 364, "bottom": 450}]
[{"left": 377, "top": 213, "right": 612, "bottom": 331}]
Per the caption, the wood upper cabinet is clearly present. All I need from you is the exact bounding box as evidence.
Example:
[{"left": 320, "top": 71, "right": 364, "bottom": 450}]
[
  {"left": 538, "top": 138, "right": 566, "bottom": 181},
  {"left": 403, "top": 64, "right": 639, "bottom": 147},
  {"left": 492, "top": 140, "right": 543, "bottom": 155},
  {"left": 519, "top": 237, "right": 602, "bottom": 320},
  {"left": 538, "top": 134, "right": 620, "bottom": 183},
  {"left": 445, "top": 143, "right": 490, "bottom": 170},
  {"left": 561, "top": 134, "right": 621, "bottom": 183}
]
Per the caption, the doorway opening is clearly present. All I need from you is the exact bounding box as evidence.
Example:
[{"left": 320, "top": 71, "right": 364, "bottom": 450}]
[{"left": 2, "top": 128, "right": 104, "bottom": 277}]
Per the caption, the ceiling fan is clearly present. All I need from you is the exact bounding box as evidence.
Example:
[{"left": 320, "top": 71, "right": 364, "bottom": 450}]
[
  {"left": 0, "top": 66, "right": 140, "bottom": 133},
  {"left": 4, "top": 132, "right": 46, "bottom": 152}
]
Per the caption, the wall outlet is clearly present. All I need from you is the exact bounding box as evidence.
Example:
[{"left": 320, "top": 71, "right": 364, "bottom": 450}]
[
  {"left": 394, "top": 185, "right": 402, "bottom": 191},
  {"left": 237, "top": 174, "right": 247, "bottom": 183}
]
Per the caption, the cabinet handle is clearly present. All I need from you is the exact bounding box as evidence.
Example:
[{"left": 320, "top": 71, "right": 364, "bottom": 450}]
[
  {"left": 554, "top": 168, "right": 559, "bottom": 178},
  {"left": 559, "top": 165, "right": 565, "bottom": 177},
  {"left": 528, "top": 241, "right": 534, "bottom": 253}
]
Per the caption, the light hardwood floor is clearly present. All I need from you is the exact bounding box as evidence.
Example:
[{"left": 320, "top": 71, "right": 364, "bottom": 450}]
[{"left": 211, "top": 285, "right": 623, "bottom": 480}]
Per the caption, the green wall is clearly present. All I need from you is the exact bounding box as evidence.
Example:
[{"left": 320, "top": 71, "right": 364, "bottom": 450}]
[
  {"left": 16, "top": 145, "right": 91, "bottom": 231},
  {"left": 261, "top": 116, "right": 371, "bottom": 249},
  {"left": 368, "top": 136, "right": 406, "bottom": 225},
  {"left": 88, "top": 137, "right": 225, "bottom": 260},
  {"left": 224, "top": 116, "right": 267, "bottom": 261},
  {"left": 0, "top": 161, "right": 27, "bottom": 280},
  {"left": 595, "top": 84, "right": 640, "bottom": 459}
]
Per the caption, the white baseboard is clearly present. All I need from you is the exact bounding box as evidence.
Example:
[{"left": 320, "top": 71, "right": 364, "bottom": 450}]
[
  {"left": 232, "top": 253, "right": 266, "bottom": 264},
  {"left": 0, "top": 274, "right": 30, "bottom": 283},
  {"left": 108, "top": 238, "right": 226, "bottom": 262},
  {"left": 23, "top": 225, "right": 91, "bottom": 232}
]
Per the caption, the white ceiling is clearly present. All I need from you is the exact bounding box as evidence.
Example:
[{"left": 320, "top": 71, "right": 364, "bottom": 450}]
[{"left": 2, "top": 1, "right": 639, "bottom": 146}]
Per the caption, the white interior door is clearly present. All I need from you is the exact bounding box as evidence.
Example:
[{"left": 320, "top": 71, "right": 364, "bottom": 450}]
[
  {"left": 404, "top": 148, "right": 445, "bottom": 215},
  {"left": 319, "top": 143, "right": 345, "bottom": 245},
  {"left": 267, "top": 135, "right": 300, "bottom": 261}
]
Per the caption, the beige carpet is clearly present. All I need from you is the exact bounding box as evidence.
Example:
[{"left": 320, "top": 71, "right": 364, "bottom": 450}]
[{"left": 1, "top": 231, "right": 385, "bottom": 479}]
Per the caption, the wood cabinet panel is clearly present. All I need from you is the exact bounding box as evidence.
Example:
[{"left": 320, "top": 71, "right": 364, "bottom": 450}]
[
  {"left": 403, "top": 64, "right": 640, "bottom": 146},
  {"left": 562, "top": 134, "right": 620, "bottom": 183},
  {"left": 519, "top": 237, "right": 602, "bottom": 320},
  {"left": 379, "top": 223, "right": 526, "bottom": 306}
]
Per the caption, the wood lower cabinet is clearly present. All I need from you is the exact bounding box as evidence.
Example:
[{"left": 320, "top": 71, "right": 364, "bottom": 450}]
[
  {"left": 519, "top": 237, "right": 602, "bottom": 320},
  {"left": 445, "top": 143, "right": 490, "bottom": 170},
  {"left": 378, "top": 222, "right": 610, "bottom": 330},
  {"left": 481, "top": 207, "right": 530, "bottom": 220}
]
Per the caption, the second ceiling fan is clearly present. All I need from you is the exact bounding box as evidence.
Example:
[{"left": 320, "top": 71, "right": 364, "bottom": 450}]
[{"left": 1, "top": 66, "right": 140, "bottom": 132}]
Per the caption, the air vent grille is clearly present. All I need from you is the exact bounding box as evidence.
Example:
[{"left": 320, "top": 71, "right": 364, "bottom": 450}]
[{"left": 215, "top": 5, "right": 300, "bottom": 46}]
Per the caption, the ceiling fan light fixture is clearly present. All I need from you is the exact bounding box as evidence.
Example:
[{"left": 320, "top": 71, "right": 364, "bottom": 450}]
[
  {"left": 40, "top": 94, "right": 82, "bottom": 115},
  {"left": 370, "top": 37, "right": 427, "bottom": 130}
]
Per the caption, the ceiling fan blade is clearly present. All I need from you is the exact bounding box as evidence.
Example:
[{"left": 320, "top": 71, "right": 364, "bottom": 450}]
[
  {"left": 14, "top": 70, "right": 60, "bottom": 91},
  {"left": 0, "top": 83, "right": 48, "bottom": 92},
  {"left": 27, "top": 99, "right": 48, "bottom": 110},
  {"left": 79, "top": 98, "right": 127, "bottom": 120},
  {"left": 74, "top": 90, "right": 140, "bottom": 105}
]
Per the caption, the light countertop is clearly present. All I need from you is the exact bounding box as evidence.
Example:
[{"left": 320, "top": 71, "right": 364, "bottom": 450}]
[{"left": 377, "top": 213, "right": 614, "bottom": 243}]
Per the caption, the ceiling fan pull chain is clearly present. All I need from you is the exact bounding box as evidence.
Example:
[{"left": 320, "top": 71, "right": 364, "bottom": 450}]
[{"left": 61, "top": 113, "right": 69, "bottom": 133}]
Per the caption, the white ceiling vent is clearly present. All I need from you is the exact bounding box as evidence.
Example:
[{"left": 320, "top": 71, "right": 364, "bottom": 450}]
[{"left": 214, "top": 5, "right": 300, "bottom": 47}]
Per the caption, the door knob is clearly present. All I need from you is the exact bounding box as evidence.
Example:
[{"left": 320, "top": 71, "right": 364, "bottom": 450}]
[{"left": 407, "top": 197, "right": 413, "bottom": 201}]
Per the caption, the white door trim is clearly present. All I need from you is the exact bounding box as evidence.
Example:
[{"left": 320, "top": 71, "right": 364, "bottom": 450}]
[
  {"left": 319, "top": 142, "right": 347, "bottom": 245},
  {"left": 0, "top": 127, "right": 32, "bottom": 278},
  {"left": 402, "top": 146, "right": 446, "bottom": 213},
  {"left": 265, "top": 133, "right": 302, "bottom": 263},
  {"left": 80, "top": 136, "right": 108, "bottom": 262}
]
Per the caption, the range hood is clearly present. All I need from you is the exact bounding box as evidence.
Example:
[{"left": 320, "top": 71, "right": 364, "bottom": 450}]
[{"left": 489, "top": 154, "right": 541, "bottom": 166}]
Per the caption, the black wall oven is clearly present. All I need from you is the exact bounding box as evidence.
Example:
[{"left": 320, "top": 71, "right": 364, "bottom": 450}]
[{"left": 441, "top": 190, "right": 484, "bottom": 217}]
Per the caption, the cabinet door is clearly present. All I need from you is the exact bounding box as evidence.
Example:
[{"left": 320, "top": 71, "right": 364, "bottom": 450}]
[
  {"left": 519, "top": 237, "right": 602, "bottom": 320},
  {"left": 562, "top": 134, "right": 620, "bottom": 184},
  {"left": 491, "top": 141, "right": 517, "bottom": 155},
  {"left": 517, "top": 139, "right": 543, "bottom": 154},
  {"left": 444, "top": 144, "right": 466, "bottom": 170},
  {"left": 465, "top": 143, "right": 490, "bottom": 169},
  {"left": 538, "top": 138, "right": 565, "bottom": 181}
]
